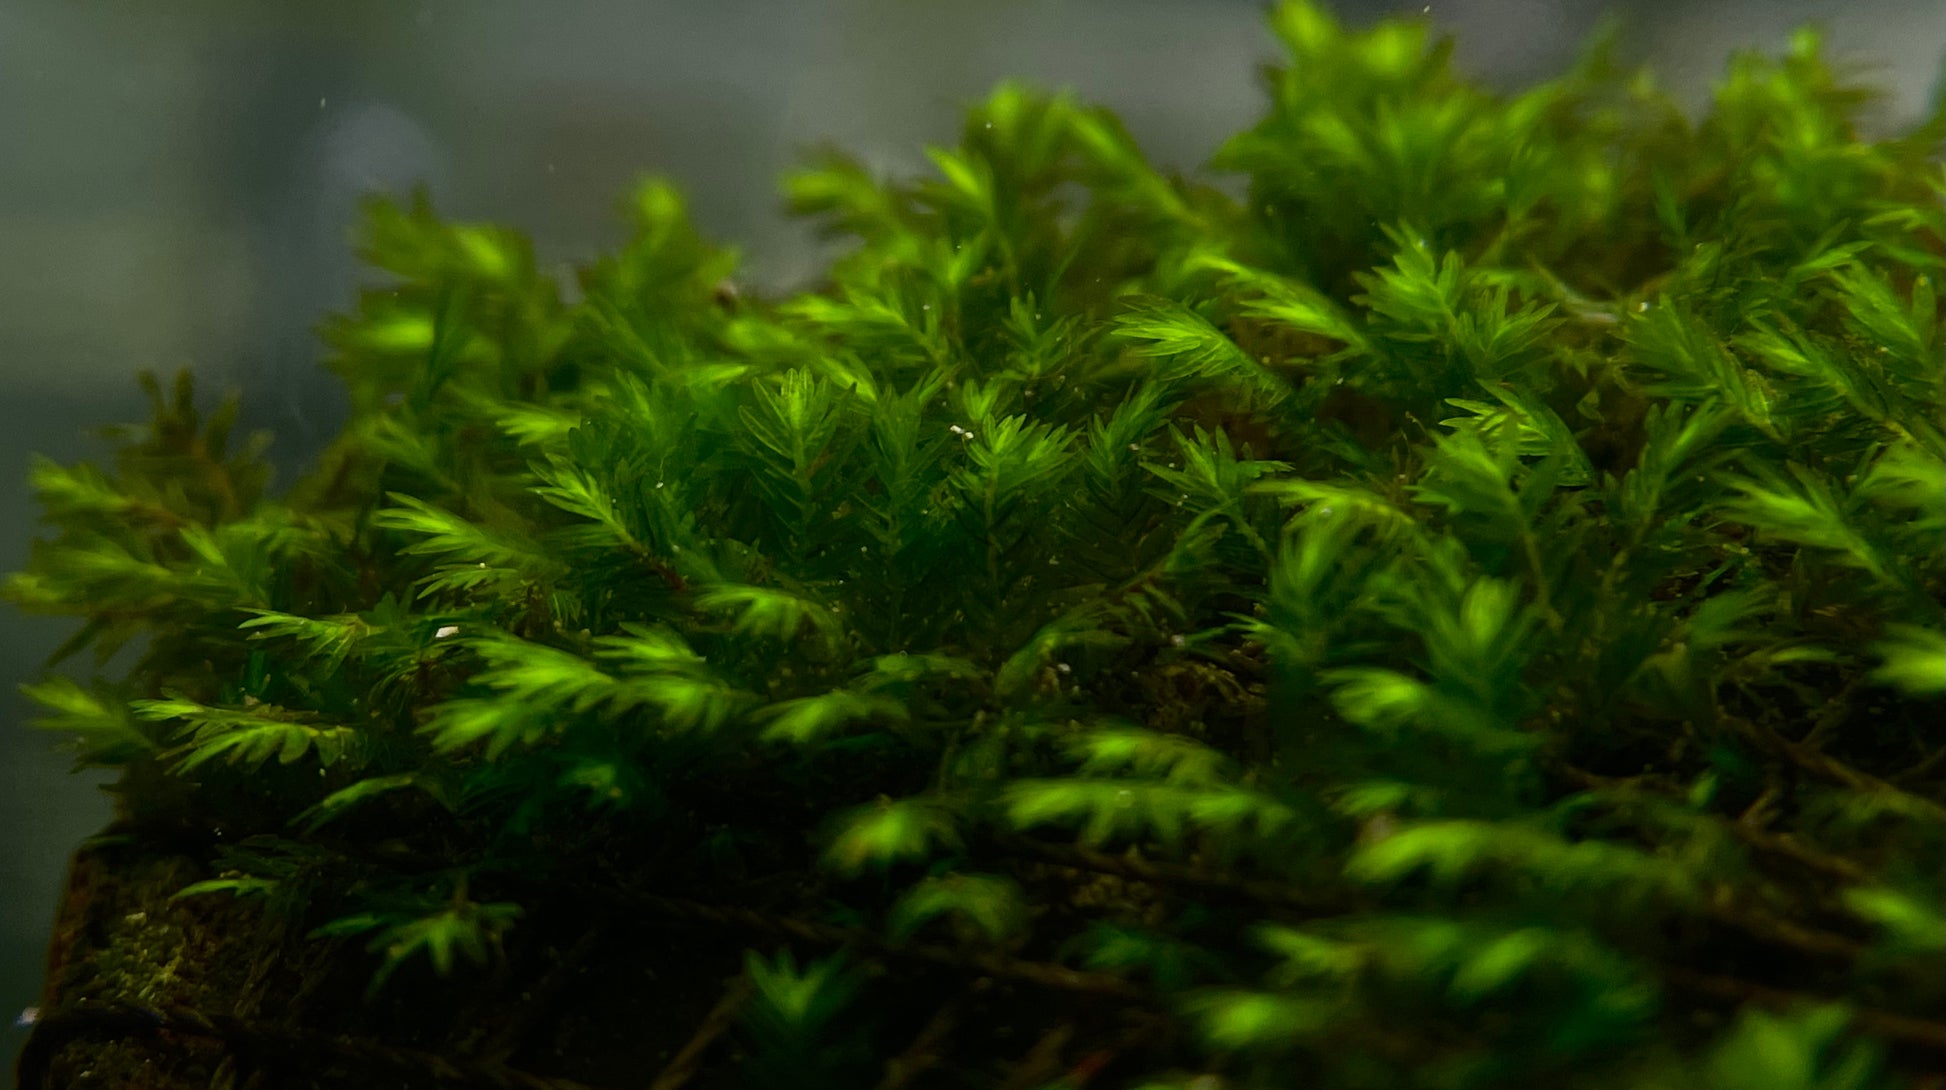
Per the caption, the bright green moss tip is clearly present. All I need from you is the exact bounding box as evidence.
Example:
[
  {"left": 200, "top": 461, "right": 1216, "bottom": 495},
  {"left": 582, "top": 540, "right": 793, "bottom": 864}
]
[{"left": 8, "top": 3, "right": 1944, "bottom": 1089}]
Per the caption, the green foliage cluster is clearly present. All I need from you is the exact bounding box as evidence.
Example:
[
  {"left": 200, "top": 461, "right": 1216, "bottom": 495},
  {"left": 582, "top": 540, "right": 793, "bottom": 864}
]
[{"left": 10, "top": 4, "right": 1944, "bottom": 1087}]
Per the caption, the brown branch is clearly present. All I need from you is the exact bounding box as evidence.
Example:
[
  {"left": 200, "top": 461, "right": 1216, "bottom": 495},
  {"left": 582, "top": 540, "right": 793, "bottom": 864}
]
[
  {"left": 1553, "top": 763, "right": 1871, "bottom": 884},
  {"left": 982, "top": 831, "right": 1350, "bottom": 915},
  {"left": 647, "top": 974, "right": 755, "bottom": 1090},
  {"left": 1718, "top": 714, "right": 1946, "bottom": 824},
  {"left": 997, "top": 822, "right": 1869, "bottom": 962},
  {"left": 995, "top": 1022, "right": 1077, "bottom": 1090},
  {"left": 469, "top": 917, "right": 615, "bottom": 1065},
  {"left": 1793, "top": 673, "right": 1865, "bottom": 752},
  {"left": 1060, "top": 1012, "right": 1177, "bottom": 1087},
  {"left": 601, "top": 887, "right": 1152, "bottom": 1004},
  {"left": 875, "top": 989, "right": 971, "bottom": 1090},
  {"left": 1692, "top": 890, "right": 1864, "bottom": 960},
  {"left": 1891, "top": 743, "right": 1946, "bottom": 788},
  {"left": 1661, "top": 966, "right": 1946, "bottom": 1053}
]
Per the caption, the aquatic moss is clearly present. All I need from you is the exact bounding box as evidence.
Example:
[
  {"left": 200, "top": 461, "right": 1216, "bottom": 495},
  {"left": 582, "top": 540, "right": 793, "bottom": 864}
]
[{"left": 10, "top": 4, "right": 1944, "bottom": 1088}]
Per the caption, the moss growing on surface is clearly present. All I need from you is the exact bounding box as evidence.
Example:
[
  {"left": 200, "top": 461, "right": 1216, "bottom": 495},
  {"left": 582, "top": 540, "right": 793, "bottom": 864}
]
[{"left": 9, "top": 3, "right": 1944, "bottom": 1088}]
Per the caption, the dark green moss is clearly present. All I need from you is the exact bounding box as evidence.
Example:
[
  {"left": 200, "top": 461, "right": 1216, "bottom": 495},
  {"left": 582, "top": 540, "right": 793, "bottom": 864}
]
[{"left": 10, "top": 3, "right": 1944, "bottom": 1088}]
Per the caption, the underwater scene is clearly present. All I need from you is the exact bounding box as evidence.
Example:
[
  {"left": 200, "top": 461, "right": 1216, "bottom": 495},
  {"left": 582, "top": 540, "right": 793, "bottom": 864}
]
[{"left": 2, "top": 2, "right": 1942, "bottom": 1087}]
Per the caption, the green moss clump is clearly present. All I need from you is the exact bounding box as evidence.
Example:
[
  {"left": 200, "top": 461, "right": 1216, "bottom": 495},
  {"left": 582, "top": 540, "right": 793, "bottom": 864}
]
[{"left": 10, "top": 4, "right": 1944, "bottom": 1088}]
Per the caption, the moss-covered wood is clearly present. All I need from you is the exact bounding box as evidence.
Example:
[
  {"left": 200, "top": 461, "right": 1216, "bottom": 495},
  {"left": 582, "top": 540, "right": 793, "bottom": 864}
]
[{"left": 10, "top": 3, "right": 1944, "bottom": 1088}]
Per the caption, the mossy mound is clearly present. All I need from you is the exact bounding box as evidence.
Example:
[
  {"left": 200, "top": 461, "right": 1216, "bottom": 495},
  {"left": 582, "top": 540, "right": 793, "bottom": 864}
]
[{"left": 11, "top": 4, "right": 1944, "bottom": 1088}]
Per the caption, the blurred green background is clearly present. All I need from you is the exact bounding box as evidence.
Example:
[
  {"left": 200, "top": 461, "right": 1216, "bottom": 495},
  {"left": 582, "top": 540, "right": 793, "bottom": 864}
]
[{"left": 2, "top": 0, "right": 1939, "bottom": 1068}]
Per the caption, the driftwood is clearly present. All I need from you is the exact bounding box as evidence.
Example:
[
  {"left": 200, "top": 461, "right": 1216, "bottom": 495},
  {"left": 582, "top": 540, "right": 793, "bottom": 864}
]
[{"left": 18, "top": 824, "right": 1192, "bottom": 1090}]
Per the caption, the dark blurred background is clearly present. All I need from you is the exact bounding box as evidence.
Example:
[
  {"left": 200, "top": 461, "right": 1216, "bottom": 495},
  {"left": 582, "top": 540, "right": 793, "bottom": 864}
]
[{"left": 2, "top": 0, "right": 1940, "bottom": 1064}]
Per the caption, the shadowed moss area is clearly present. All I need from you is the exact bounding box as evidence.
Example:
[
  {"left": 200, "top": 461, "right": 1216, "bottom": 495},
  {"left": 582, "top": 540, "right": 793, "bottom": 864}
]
[{"left": 8, "top": 2, "right": 1944, "bottom": 1088}]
